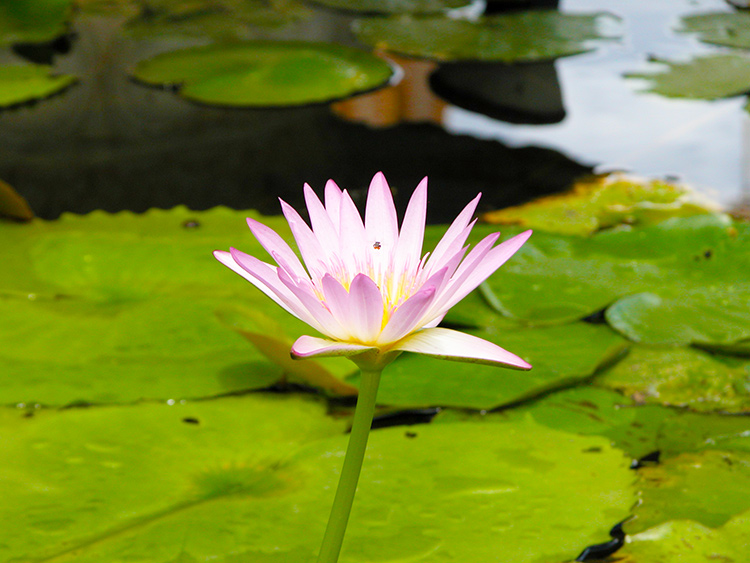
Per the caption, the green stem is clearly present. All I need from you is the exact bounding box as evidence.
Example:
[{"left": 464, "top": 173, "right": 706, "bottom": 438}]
[{"left": 316, "top": 368, "right": 382, "bottom": 563}]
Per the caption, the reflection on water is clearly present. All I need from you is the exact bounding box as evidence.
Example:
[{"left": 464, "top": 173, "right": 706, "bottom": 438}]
[{"left": 0, "top": 0, "right": 746, "bottom": 220}]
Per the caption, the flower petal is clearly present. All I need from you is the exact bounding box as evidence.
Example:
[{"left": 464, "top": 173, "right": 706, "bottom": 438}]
[
  {"left": 279, "top": 199, "right": 328, "bottom": 280},
  {"left": 348, "top": 273, "right": 384, "bottom": 343},
  {"left": 291, "top": 335, "right": 374, "bottom": 359},
  {"left": 304, "top": 183, "right": 339, "bottom": 260},
  {"left": 425, "top": 193, "right": 481, "bottom": 274},
  {"left": 364, "top": 172, "right": 398, "bottom": 256},
  {"left": 338, "top": 189, "right": 368, "bottom": 274},
  {"left": 392, "top": 328, "right": 531, "bottom": 369},
  {"left": 276, "top": 268, "right": 347, "bottom": 339},
  {"left": 324, "top": 179, "right": 343, "bottom": 232},
  {"left": 245, "top": 217, "right": 307, "bottom": 280},
  {"left": 393, "top": 176, "right": 428, "bottom": 279},
  {"left": 379, "top": 285, "right": 437, "bottom": 344}
]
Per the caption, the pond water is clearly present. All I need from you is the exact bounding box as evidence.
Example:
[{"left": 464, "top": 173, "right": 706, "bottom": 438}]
[{"left": 1, "top": 0, "right": 746, "bottom": 221}]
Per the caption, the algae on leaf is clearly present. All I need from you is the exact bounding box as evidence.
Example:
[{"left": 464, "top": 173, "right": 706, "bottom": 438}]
[
  {"left": 132, "top": 41, "right": 395, "bottom": 107},
  {"left": 353, "top": 11, "right": 620, "bottom": 62},
  {"left": 0, "top": 64, "right": 76, "bottom": 107}
]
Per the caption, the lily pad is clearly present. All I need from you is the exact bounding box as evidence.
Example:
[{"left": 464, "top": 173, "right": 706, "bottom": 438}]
[
  {"left": 657, "top": 410, "right": 750, "bottom": 457},
  {"left": 0, "top": 407, "right": 634, "bottom": 561},
  {"left": 476, "top": 215, "right": 750, "bottom": 346},
  {"left": 625, "top": 54, "right": 750, "bottom": 99},
  {"left": 307, "top": 0, "right": 469, "bottom": 14},
  {"left": 349, "top": 322, "right": 628, "bottom": 409},
  {"left": 481, "top": 174, "right": 716, "bottom": 237},
  {"left": 132, "top": 41, "right": 395, "bottom": 107},
  {"left": 0, "top": 394, "right": 347, "bottom": 561},
  {"left": 679, "top": 11, "right": 750, "bottom": 50},
  {"left": 594, "top": 346, "right": 750, "bottom": 413},
  {"left": 353, "top": 11, "right": 620, "bottom": 62},
  {"left": 617, "top": 510, "right": 750, "bottom": 562},
  {"left": 0, "top": 64, "right": 76, "bottom": 107},
  {"left": 626, "top": 449, "right": 750, "bottom": 534},
  {"left": 0, "top": 0, "right": 71, "bottom": 45}
]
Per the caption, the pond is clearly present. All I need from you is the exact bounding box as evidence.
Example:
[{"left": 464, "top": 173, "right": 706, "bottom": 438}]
[{"left": 1, "top": 1, "right": 749, "bottom": 562}]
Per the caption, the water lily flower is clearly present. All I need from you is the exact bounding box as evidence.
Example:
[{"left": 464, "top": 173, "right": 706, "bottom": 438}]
[
  {"left": 214, "top": 172, "right": 531, "bottom": 371},
  {"left": 214, "top": 172, "right": 531, "bottom": 563}
]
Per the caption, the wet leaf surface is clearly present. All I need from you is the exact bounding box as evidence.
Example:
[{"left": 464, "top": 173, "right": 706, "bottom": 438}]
[
  {"left": 353, "top": 11, "right": 620, "bottom": 62},
  {"left": 679, "top": 10, "right": 750, "bottom": 50},
  {"left": 625, "top": 54, "right": 750, "bottom": 100},
  {"left": 594, "top": 346, "right": 750, "bottom": 413},
  {"left": 0, "top": 64, "right": 76, "bottom": 107},
  {"left": 348, "top": 322, "right": 627, "bottom": 409},
  {"left": 0, "top": 408, "right": 633, "bottom": 562},
  {"left": 481, "top": 174, "right": 716, "bottom": 236},
  {"left": 0, "top": 0, "right": 71, "bottom": 45},
  {"left": 132, "top": 42, "right": 394, "bottom": 107}
]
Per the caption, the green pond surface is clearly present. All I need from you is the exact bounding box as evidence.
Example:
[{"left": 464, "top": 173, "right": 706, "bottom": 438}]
[{"left": 1, "top": 0, "right": 749, "bottom": 562}]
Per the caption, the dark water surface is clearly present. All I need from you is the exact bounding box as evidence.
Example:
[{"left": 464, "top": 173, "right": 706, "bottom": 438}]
[{"left": 0, "top": 0, "right": 745, "bottom": 221}]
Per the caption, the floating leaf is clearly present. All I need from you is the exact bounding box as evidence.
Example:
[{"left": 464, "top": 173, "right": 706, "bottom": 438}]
[
  {"left": 0, "top": 408, "right": 634, "bottom": 561},
  {"left": 679, "top": 11, "right": 750, "bottom": 50},
  {"left": 625, "top": 54, "right": 750, "bottom": 99},
  {"left": 657, "top": 410, "right": 750, "bottom": 457},
  {"left": 617, "top": 510, "right": 750, "bottom": 562},
  {"left": 0, "top": 178, "right": 33, "bottom": 220},
  {"left": 481, "top": 174, "right": 717, "bottom": 236},
  {"left": 626, "top": 449, "right": 750, "bottom": 534},
  {"left": 349, "top": 322, "right": 627, "bottom": 409},
  {"left": 0, "top": 64, "right": 76, "bottom": 107},
  {"left": 353, "top": 11, "right": 620, "bottom": 62},
  {"left": 0, "top": 0, "right": 71, "bottom": 45},
  {"left": 595, "top": 346, "right": 750, "bottom": 413},
  {"left": 132, "top": 41, "right": 394, "bottom": 107},
  {"left": 307, "top": 0, "right": 469, "bottom": 14}
]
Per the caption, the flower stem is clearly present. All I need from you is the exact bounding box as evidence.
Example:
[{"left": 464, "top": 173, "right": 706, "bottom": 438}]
[{"left": 316, "top": 368, "right": 382, "bottom": 563}]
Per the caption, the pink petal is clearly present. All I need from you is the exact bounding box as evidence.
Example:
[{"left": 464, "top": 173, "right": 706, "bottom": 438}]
[
  {"left": 364, "top": 172, "right": 399, "bottom": 256},
  {"left": 246, "top": 217, "right": 308, "bottom": 280},
  {"left": 321, "top": 274, "right": 353, "bottom": 339},
  {"left": 392, "top": 328, "right": 531, "bottom": 369},
  {"left": 276, "top": 267, "right": 347, "bottom": 339},
  {"left": 338, "top": 189, "right": 368, "bottom": 273},
  {"left": 348, "top": 273, "right": 385, "bottom": 343},
  {"left": 379, "top": 285, "right": 437, "bottom": 344},
  {"left": 304, "top": 184, "right": 340, "bottom": 259},
  {"left": 292, "top": 335, "right": 374, "bottom": 359},
  {"left": 425, "top": 194, "right": 481, "bottom": 273},
  {"left": 324, "top": 179, "right": 343, "bottom": 232},
  {"left": 279, "top": 199, "right": 328, "bottom": 280},
  {"left": 391, "top": 177, "right": 427, "bottom": 294}
]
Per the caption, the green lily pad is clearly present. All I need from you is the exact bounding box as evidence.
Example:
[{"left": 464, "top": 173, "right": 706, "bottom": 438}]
[
  {"left": 617, "top": 510, "right": 750, "bottom": 562},
  {"left": 349, "top": 322, "right": 628, "bottom": 410},
  {"left": 132, "top": 41, "right": 394, "bottom": 107},
  {"left": 436, "top": 385, "right": 675, "bottom": 461},
  {"left": 626, "top": 449, "right": 750, "bottom": 534},
  {"left": 308, "top": 0, "right": 469, "bottom": 14},
  {"left": 679, "top": 11, "right": 750, "bottom": 50},
  {"left": 594, "top": 346, "right": 750, "bottom": 413},
  {"left": 0, "top": 64, "right": 76, "bottom": 107},
  {"left": 0, "top": 394, "right": 347, "bottom": 561},
  {"left": 353, "top": 11, "right": 620, "bottom": 62},
  {"left": 0, "top": 0, "right": 71, "bottom": 45},
  {"left": 625, "top": 54, "right": 750, "bottom": 99},
  {"left": 0, "top": 407, "right": 634, "bottom": 561},
  {"left": 657, "top": 410, "right": 750, "bottom": 457},
  {"left": 481, "top": 174, "right": 716, "bottom": 237},
  {"left": 474, "top": 215, "right": 750, "bottom": 346}
]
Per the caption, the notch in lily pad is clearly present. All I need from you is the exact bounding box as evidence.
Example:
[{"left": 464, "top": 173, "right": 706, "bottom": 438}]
[{"left": 131, "top": 41, "right": 398, "bottom": 107}]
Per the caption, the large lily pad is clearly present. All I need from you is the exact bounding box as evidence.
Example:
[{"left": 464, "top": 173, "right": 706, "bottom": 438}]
[
  {"left": 679, "top": 11, "right": 750, "bottom": 50},
  {"left": 0, "top": 0, "right": 71, "bottom": 45},
  {"left": 0, "top": 64, "right": 76, "bottom": 108},
  {"left": 626, "top": 449, "right": 750, "bottom": 534},
  {"left": 0, "top": 394, "right": 347, "bottom": 561},
  {"left": 617, "top": 510, "right": 750, "bottom": 562},
  {"left": 481, "top": 174, "right": 716, "bottom": 237},
  {"left": 132, "top": 41, "right": 395, "bottom": 107},
  {"left": 308, "top": 0, "right": 469, "bottom": 14},
  {"left": 348, "top": 322, "right": 628, "bottom": 409},
  {"left": 0, "top": 407, "right": 634, "bottom": 562},
  {"left": 657, "top": 410, "right": 750, "bottom": 457},
  {"left": 625, "top": 54, "right": 750, "bottom": 99},
  {"left": 594, "top": 346, "right": 750, "bottom": 413},
  {"left": 472, "top": 215, "right": 750, "bottom": 347},
  {"left": 353, "top": 11, "right": 620, "bottom": 62}
]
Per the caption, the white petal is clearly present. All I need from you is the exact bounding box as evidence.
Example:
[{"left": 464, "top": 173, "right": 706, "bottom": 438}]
[
  {"left": 279, "top": 199, "right": 328, "bottom": 280},
  {"left": 391, "top": 328, "right": 531, "bottom": 369},
  {"left": 348, "top": 273, "right": 385, "bottom": 343},
  {"left": 304, "top": 183, "right": 340, "bottom": 261},
  {"left": 393, "top": 177, "right": 428, "bottom": 282},
  {"left": 364, "top": 172, "right": 399, "bottom": 259},
  {"left": 245, "top": 217, "right": 307, "bottom": 280},
  {"left": 291, "top": 335, "right": 374, "bottom": 359},
  {"left": 324, "top": 179, "right": 343, "bottom": 232}
]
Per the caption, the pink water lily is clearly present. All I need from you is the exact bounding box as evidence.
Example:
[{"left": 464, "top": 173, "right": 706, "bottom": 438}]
[{"left": 215, "top": 172, "right": 531, "bottom": 369}]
